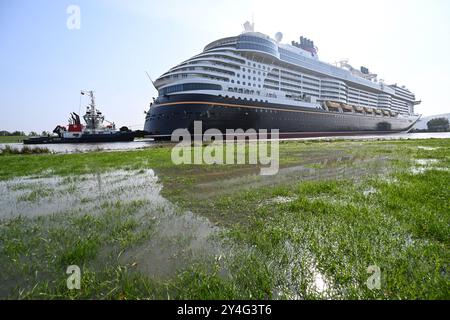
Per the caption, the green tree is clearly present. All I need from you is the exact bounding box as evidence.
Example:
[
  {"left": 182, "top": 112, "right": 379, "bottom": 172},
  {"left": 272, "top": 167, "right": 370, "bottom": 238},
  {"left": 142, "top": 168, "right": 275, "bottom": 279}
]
[{"left": 427, "top": 117, "right": 449, "bottom": 132}]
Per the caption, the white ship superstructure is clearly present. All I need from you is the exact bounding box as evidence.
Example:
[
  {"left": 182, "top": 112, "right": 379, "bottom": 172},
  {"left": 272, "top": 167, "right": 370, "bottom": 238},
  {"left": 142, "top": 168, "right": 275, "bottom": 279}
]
[{"left": 154, "top": 28, "right": 418, "bottom": 115}]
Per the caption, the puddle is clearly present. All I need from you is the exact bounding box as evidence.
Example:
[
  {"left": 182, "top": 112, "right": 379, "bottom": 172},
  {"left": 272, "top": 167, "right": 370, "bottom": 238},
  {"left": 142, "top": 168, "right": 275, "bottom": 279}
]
[
  {"left": 415, "top": 159, "right": 439, "bottom": 166},
  {"left": 272, "top": 240, "right": 335, "bottom": 299},
  {"left": 410, "top": 159, "right": 448, "bottom": 174},
  {"left": 259, "top": 196, "right": 297, "bottom": 207},
  {"left": 411, "top": 166, "right": 449, "bottom": 174},
  {"left": 0, "top": 169, "right": 163, "bottom": 219},
  {"left": 119, "top": 211, "right": 224, "bottom": 279},
  {"left": 363, "top": 187, "right": 377, "bottom": 197},
  {"left": 381, "top": 177, "right": 399, "bottom": 184},
  {"left": 190, "top": 155, "right": 391, "bottom": 201},
  {"left": 0, "top": 169, "right": 228, "bottom": 281},
  {"left": 417, "top": 146, "right": 439, "bottom": 151}
]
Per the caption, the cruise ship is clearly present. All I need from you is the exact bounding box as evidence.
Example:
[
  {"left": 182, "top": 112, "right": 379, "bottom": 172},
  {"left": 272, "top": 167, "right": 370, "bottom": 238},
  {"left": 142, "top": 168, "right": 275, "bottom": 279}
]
[{"left": 144, "top": 23, "right": 421, "bottom": 139}]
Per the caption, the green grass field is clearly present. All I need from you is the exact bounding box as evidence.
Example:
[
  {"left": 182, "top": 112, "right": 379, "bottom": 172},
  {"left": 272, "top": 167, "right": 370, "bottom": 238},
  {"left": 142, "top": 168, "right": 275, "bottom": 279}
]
[
  {"left": 0, "top": 138, "right": 449, "bottom": 299},
  {"left": 0, "top": 136, "right": 27, "bottom": 143}
]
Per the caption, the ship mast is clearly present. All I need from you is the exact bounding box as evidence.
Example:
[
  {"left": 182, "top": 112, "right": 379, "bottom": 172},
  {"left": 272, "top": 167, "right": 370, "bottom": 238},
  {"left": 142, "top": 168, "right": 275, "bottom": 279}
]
[
  {"left": 81, "top": 90, "right": 99, "bottom": 133},
  {"left": 89, "top": 90, "right": 96, "bottom": 133}
]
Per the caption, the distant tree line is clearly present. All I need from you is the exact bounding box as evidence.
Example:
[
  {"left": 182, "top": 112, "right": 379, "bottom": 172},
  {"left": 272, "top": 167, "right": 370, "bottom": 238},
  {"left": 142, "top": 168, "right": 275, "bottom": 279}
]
[
  {"left": 411, "top": 117, "right": 450, "bottom": 133},
  {"left": 0, "top": 130, "right": 50, "bottom": 137},
  {"left": 427, "top": 117, "right": 449, "bottom": 132}
]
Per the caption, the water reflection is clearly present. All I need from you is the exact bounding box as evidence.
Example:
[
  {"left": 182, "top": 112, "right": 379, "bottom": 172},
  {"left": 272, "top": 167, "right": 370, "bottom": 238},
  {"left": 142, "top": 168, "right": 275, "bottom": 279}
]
[
  {"left": 1, "top": 132, "right": 449, "bottom": 154},
  {"left": 188, "top": 154, "right": 391, "bottom": 200},
  {"left": 0, "top": 169, "right": 225, "bottom": 281},
  {"left": 0, "top": 139, "right": 156, "bottom": 154}
]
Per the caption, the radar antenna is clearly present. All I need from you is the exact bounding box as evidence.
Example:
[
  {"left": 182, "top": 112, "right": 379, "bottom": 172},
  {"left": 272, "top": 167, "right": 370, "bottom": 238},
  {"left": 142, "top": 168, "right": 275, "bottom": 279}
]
[
  {"left": 243, "top": 21, "right": 254, "bottom": 32},
  {"left": 275, "top": 32, "right": 283, "bottom": 43}
]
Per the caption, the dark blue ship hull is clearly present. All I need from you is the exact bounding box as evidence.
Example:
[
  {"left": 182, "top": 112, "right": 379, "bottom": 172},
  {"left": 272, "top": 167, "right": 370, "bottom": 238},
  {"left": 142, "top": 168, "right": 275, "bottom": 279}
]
[{"left": 144, "top": 93, "right": 419, "bottom": 139}]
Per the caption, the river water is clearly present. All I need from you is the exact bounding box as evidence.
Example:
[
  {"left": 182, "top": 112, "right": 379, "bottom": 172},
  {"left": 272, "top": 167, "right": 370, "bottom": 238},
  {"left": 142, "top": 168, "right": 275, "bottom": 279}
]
[
  {"left": 1, "top": 139, "right": 157, "bottom": 153},
  {"left": 1, "top": 132, "right": 449, "bottom": 154}
]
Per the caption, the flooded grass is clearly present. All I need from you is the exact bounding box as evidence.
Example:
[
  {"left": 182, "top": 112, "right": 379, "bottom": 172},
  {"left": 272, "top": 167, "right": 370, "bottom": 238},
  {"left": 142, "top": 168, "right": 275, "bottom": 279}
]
[
  {"left": 0, "top": 145, "right": 51, "bottom": 156},
  {"left": 0, "top": 138, "right": 449, "bottom": 299}
]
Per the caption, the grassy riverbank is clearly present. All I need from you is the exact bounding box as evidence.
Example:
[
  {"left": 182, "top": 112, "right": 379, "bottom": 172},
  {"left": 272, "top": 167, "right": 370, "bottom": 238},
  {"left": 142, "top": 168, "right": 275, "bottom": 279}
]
[
  {"left": 0, "top": 136, "right": 27, "bottom": 143},
  {"left": 0, "top": 138, "right": 449, "bottom": 299}
]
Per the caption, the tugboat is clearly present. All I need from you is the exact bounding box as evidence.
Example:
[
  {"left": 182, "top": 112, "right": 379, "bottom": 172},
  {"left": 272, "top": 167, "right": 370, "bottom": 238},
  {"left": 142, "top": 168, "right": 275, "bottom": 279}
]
[{"left": 24, "top": 91, "right": 142, "bottom": 144}]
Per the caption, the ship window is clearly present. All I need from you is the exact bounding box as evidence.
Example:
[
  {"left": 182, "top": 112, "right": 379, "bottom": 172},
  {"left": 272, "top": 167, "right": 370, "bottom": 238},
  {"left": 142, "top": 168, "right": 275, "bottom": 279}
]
[
  {"left": 237, "top": 81, "right": 240, "bottom": 84},
  {"left": 243, "top": 68, "right": 245, "bottom": 71},
  {"left": 231, "top": 80, "right": 234, "bottom": 83},
  {"left": 237, "top": 74, "right": 240, "bottom": 77},
  {"left": 243, "top": 75, "right": 245, "bottom": 79},
  {"left": 159, "top": 83, "right": 222, "bottom": 95},
  {"left": 243, "top": 82, "right": 246, "bottom": 85}
]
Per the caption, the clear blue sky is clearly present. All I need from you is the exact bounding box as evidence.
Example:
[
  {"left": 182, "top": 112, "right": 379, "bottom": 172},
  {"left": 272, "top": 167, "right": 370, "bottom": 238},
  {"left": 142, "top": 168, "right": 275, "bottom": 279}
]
[{"left": 1, "top": 0, "right": 449, "bottom": 132}]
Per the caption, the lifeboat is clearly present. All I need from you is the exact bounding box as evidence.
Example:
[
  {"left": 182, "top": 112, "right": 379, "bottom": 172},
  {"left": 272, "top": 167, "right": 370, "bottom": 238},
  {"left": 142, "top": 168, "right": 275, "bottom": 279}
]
[
  {"left": 340, "top": 103, "right": 354, "bottom": 112},
  {"left": 374, "top": 109, "right": 382, "bottom": 115},
  {"left": 364, "top": 107, "right": 374, "bottom": 114},
  {"left": 325, "top": 101, "right": 341, "bottom": 111},
  {"left": 354, "top": 106, "right": 364, "bottom": 113}
]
